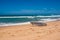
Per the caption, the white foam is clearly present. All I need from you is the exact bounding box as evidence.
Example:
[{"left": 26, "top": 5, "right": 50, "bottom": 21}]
[
  {"left": 0, "top": 15, "right": 60, "bottom": 27},
  {"left": 37, "top": 15, "right": 60, "bottom": 17},
  {"left": 0, "top": 16, "right": 34, "bottom": 18},
  {"left": 0, "top": 19, "right": 59, "bottom": 27},
  {"left": 40, "top": 18, "right": 60, "bottom": 22},
  {"left": 0, "top": 22, "right": 30, "bottom": 27},
  {"left": 0, "top": 15, "right": 60, "bottom": 18}
]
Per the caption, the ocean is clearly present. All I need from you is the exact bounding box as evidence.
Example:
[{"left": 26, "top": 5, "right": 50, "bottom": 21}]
[{"left": 0, "top": 15, "right": 60, "bottom": 26}]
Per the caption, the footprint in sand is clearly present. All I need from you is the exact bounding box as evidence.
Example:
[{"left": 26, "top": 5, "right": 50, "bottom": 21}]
[
  {"left": 11, "top": 34, "right": 15, "bottom": 36},
  {"left": 37, "top": 36, "right": 40, "bottom": 37},
  {"left": 29, "top": 28, "right": 35, "bottom": 31},
  {"left": 8, "top": 32, "right": 11, "bottom": 34},
  {"left": 57, "top": 29, "right": 60, "bottom": 32},
  {"left": 36, "top": 32, "right": 42, "bottom": 34},
  {"left": 8, "top": 32, "right": 16, "bottom": 36},
  {"left": 16, "top": 30, "right": 22, "bottom": 33},
  {"left": 31, "top": 29, "right": 35, "bottom": 31},
  {"left": 47, "top": 30, "right": 55, "bottom": 35},
  {"left": 30, "top": 28, "right": 33, "bottom": 29}
]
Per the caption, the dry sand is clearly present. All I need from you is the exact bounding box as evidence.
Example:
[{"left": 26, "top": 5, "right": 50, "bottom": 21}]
[{"left": 0, "top": 21, "right": 60, "bottom": 40}]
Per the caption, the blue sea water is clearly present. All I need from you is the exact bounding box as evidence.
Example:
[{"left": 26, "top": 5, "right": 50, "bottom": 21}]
[{"left": 0, "top": 15, "right": 60, "bottom": 26}]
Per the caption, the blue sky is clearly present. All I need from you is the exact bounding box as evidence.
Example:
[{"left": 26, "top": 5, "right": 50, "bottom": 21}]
[{"left": 0, "top": 0, "right": 60, "bottom": 15}]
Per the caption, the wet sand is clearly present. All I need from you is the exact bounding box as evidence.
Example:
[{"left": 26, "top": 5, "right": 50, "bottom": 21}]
[{"left": 0, "top": 21, "right": 60, "bottom": 40}]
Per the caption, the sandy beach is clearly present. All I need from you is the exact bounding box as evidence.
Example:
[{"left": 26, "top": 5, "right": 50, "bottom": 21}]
[{"left": 0, "top": 20, "right": 60, "bottom": 40}]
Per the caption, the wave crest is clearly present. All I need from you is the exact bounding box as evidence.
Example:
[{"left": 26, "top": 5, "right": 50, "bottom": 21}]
[{"left": 0, "top": 15, "right": 60, "bottom": 18}]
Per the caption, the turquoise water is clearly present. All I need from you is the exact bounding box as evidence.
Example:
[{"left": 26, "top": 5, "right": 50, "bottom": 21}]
[
  {"left": 0, "top": 15, "right": 60, "bottom": 24},
  {"left": 0, "top": 18, "right": 33, "bottom": 23}
]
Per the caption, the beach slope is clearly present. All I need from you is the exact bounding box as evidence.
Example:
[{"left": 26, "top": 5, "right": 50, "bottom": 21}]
[{"left": 0, "top": 21, "right": 60, "bottom": 40}]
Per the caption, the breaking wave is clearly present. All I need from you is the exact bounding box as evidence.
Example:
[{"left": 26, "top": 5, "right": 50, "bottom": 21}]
[
  {"left": 0, "top": 15, "right": 60, "bottom": 27},
  {"left": 0, "top": 15, "right": 60, "bottom": 18}
]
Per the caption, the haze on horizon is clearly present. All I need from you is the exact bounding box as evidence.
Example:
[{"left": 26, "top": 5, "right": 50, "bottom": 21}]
[{"left": 0, "top": 0, "right": 60, "bottom": 16}]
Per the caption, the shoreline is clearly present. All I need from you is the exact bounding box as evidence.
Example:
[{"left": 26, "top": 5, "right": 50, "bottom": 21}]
[
  {"left": 0, "top": 20, "right": 60, "bottom": 40},
  {"left": 0, "top": 18, "right": 60, "bottom": 27},
  {"left": 0, "top": 22, "right": 30, "bottom": 27}
]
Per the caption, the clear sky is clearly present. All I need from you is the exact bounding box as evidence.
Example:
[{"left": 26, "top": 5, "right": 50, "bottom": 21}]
[{"left": 0, "top": 0, "right": 60, "bottom": 15}]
